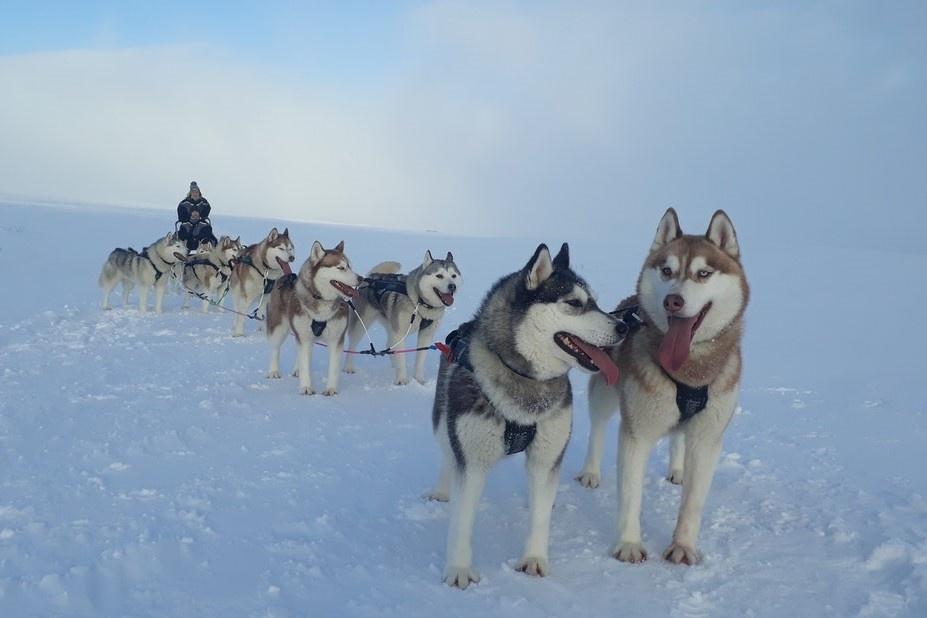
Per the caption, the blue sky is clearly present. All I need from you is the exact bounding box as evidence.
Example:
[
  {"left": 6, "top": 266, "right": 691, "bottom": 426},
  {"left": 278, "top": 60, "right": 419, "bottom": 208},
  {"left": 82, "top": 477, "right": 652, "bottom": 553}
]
[{"left": 0, "top": 1, "right": 925, "bottom": 248}]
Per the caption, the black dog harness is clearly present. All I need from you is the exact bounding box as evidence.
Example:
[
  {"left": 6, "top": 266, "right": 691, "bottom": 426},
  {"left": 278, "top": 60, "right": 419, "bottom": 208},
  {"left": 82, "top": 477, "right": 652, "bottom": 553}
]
[
  {"left": 610, "top": 304, "right": 710, "bottom": 423},
  {"left": 238, "top": 254, "right": 279, "bottom": 294},
  {"left": 363, "top": 274, "right": 436, "bottom": 330},
  {"left": 443, "top": 322, "right": 537, "bottom": 455},
  {"left": 140, "top": 249, "right": 167, "bottom": 281}
]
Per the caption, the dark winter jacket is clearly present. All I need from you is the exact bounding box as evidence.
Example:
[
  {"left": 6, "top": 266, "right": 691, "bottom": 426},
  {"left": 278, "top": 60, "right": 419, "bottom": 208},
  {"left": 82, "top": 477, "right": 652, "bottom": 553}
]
[{"left": 177, "top": 197, "right": 211, "bottom": 223}]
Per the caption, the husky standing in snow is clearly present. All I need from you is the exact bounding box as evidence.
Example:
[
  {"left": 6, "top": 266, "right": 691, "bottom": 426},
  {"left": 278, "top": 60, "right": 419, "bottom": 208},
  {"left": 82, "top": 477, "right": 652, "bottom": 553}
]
[
  {"left": 344, "top": 251, "right": 462, "bottom": 385},
  {"left": 228, "top": 227, "right": 295, "bottom": 336},
  {"left": 576, "top": 209, "right": 749, "bottom": 566},
  {"left": 179, "top": 235, "right": 243, "bottom": 313},
  {"left": 99, "top": 232, "right": 188, "bottom": 313},
  {"left": 427, "top": 243, "right": 623, "bottom": 588},
  {"left": 265, "top": 241, "right": 362, "bottom": 396}
]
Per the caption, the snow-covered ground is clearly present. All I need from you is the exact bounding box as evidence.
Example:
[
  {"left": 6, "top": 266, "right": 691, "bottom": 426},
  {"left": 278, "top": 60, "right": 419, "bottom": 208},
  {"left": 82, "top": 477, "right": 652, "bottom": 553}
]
[{"left": 0, "top": 202, "right": 925, "bottom": 617}]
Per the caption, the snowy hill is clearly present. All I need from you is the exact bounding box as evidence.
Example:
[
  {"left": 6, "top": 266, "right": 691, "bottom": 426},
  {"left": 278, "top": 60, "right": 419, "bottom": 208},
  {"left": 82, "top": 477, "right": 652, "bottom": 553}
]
[{"left": 0, "top": 202, "right": 924, "bottom": 617}]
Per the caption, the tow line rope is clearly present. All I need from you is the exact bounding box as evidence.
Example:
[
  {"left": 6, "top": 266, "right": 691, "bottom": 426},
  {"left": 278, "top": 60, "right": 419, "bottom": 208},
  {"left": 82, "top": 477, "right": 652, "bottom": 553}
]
[{"left": 173, "top": 270, "right": 442, "bottom": 357}]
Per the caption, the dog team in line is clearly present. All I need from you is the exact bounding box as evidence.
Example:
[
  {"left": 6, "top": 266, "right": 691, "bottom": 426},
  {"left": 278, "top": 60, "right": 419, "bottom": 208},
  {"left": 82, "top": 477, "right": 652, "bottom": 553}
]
[{"left": 98, "top": 184, "right": 750, "bottom": 589}]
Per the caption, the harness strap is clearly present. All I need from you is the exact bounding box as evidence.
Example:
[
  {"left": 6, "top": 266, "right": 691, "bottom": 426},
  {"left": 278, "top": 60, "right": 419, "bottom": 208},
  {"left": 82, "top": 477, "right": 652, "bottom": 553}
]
[
  {"left": 664, "top": 372, "right": 709, "bottom": 422},
  {"left": 140, "top": 249, "right": 166, "bottom": 281},
  {"left": 504, "top": 421, "right": 537, "bottom": 455},
  {"left": 311, "top": 320, "right": 327, "bottom": 337}
]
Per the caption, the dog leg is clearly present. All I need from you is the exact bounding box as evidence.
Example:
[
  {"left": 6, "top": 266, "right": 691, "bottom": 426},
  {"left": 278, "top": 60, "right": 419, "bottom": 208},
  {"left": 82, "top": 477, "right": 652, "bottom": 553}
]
[
  {"left": 667, "top": 433, "right": 685, "bottom": 485},
  {"left": 517, "top": 460, "right": 559, "bottom": 577},
  {"left": 297, "top": 338, "right": 314, "bottom": 395},
  {"left": 138, "top": 285, "right": 149, "bottom": 313},
  {"left": 121, "top": 280, "right": 133, "bottom": 307},
  {"left": 613, "top": 425, "right": 658, "bottom": 563},
  {"left": 232, "top": 293, "right": 247, "bottom": 337},
  {"left": 388, "top": 325, "right": 409, "bottom": 385},
  {"left": 266, "top": 324, "right": 288, "bottom": 379},
  {"left": 443, "top": 468, "right": 487, "bottom": 589},
  {"left": 423, "top": 453, "right": 454, "bottom": 502},
  {"left": 154, "top": 278, "right": 167, "bottom": 314},
  {"left": 343, "top": 315, "right": 363, "bottom": 374},
  {"left": 101, "top": 279, "right": 116, "bottom": 310},
  {"left": 413, "top": 321, "right": 438, "bottom": 384},
  {"left": 663, "top": 427, "right": 723, "bottom": 565},
  {"left": 323, "top": 338, "right": 343, "bottom": 396},
  {"left": 577, "top": 374, "right": 619, "bottom": 488}
]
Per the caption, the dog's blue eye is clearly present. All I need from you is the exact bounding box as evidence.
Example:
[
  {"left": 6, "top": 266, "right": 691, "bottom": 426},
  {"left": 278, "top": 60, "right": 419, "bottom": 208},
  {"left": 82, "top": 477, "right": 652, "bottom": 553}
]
[
  {"left": 697, "top": 270, "right": 712, "bottom": 279},
  {"left": 661, "top": 267, "right": 672, "bottom": 277},
  {"left": 565, "top": 299, "right": 583, "bottom": 308}
]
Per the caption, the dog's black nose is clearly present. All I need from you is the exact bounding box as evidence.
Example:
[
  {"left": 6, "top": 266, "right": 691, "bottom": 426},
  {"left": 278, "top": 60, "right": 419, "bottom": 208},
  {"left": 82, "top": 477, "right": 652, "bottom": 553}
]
[
  {"left": 448, "top": 283, "right": 456, "bottom": 292},
  {"left": 615, "top": 320, "right": 629, "bottom": 337}
]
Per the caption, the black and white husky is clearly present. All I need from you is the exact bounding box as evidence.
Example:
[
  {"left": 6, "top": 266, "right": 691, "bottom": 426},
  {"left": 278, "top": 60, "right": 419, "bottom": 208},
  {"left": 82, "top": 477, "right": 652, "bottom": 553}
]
[
  {"left": 345, "top": 251, "right": 462, "bottom": 385},
  {"left": 428, "top": 243, "right": 624, "bottom": 588},
  {"left": 98, "top": 232, "right": 188, "bottom": 313}
]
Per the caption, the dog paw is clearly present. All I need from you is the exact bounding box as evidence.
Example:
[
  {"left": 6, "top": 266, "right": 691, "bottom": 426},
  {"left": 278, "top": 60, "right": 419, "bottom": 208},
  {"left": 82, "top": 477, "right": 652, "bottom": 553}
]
[
  {"left": 232, "top": 332, "right": 245, "bottom": 338},
  {"left": 575, "top": 471, "right": 600, "bottom": 489},
  {"left": 663, "top": 542, "right": 699, "bottom": 565},
  {"left": 443, "top": 565, "right": 480, "bottom": 589},
  {"left": 422, "top": 489, "right": 449, "bottom": 502},
  {"left": 394, "top": 378, "right": 409, "bottom": 386},
  {"left": 322, "top": 388, "right": 338, "bottom": 396},
  {"left": 343, "top": 366, "right": 356, "bottom": 374},
  {"left": 515, "top": 556, "right": 549, "bottom": 577},
  {"left": 267, "top": 370, "right": 282, "bottom": 379},
  {"left": 666, "top": 470, "right": 684, "bottom": 485},
  {"left": 415, "top": 375, "right": 427, "bottom": 385},
  {"left": 299, "top": 387, "right": 315, "bottom": 396},
  {"left": 612, "top": 542, "right": 648, "bottom": 563}
]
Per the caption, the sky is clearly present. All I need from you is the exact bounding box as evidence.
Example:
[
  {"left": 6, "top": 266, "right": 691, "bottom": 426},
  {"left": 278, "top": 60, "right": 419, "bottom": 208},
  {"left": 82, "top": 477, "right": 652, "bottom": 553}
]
[{"left": 0, "top": 1, "right": 924, "bottom": 248}]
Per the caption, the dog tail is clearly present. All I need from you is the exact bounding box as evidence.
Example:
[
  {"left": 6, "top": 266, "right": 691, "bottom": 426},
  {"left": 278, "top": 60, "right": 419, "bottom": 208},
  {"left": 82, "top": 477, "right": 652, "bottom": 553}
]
[
  {"left": 98, "top": 250, "right": 122, "bottom": 287},
  {"left": 365, "top": 261, "right": 401, "bottom": 277}
]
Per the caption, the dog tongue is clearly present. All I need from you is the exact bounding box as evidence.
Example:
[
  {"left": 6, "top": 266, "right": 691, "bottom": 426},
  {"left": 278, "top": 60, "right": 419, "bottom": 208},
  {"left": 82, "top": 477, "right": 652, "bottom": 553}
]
[
  {"left": 659, "top": 316, "right": 698, "bottom": 372},
  {"left": 438, "top": 291, "right": 455, "bottom": 306},
  {"left": 572, "top": 339, "right": 620, "bottom": 386},
  {"left": 276, "top": 257, "right": 292, "bottom": 276}
]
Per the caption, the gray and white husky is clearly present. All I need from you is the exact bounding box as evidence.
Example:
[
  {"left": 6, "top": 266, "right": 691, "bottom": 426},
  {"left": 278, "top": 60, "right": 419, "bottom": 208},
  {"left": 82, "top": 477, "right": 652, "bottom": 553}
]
[
  {"left": 179, "top": 236, "right": 243, "bottom": 313},
  {"left": 99, "top": 232, "right": 188, "bottom": 313},
  {"left": 228, "top": 227, "right": 296, "bottom": 336},
  {"left": 576, "top": 209, "right": 749, "bottom": 566},
  {"left": 344, "top": 251, "right": 462, "bottom": 385},
  {"left": 428, "top": 243, "right": 623, "bottom": 588},
  {"left": 265, "top": 240, "right": 361, "bottom": 396}
]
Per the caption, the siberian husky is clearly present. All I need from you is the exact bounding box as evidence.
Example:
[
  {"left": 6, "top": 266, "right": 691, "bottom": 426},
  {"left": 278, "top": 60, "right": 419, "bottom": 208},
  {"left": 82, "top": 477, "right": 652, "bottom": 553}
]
[
  {"left": 229, "top": 227, "right": 295, "bottom": 336},
  {"left": 179, "top": 236, "right": 243, "bottom": 313},
  {"left": 428, "top": 243, "right": 623, "bottom": 588},
  {"left": 265, "top": 241, "right": 361, "bottom": 396},
  {"left": 99, "top": 232, "right": 188, "bottom": 313},
  {"left": 576, "top": 209, "right": 749, "bottom": 566},
  {"left": 344, "top": 251, "right": 462, "bottom": 385}
]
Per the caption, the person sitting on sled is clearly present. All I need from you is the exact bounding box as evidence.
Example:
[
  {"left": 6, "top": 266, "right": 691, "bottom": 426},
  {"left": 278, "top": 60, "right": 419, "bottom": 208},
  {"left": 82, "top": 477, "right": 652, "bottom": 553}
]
[{"left": 177, "top": 181, "right": 217, "bottom": 251}]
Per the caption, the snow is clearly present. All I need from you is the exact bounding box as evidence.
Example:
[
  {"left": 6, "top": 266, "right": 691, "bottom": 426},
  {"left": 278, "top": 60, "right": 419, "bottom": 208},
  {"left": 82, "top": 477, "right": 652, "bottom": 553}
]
[{"left": 1, "top": 202, "right": 925, "bottom": 617}]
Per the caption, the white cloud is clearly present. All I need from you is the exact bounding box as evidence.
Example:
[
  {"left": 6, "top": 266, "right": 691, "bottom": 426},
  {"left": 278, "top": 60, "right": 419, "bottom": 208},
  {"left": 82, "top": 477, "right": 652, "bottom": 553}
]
[{"left": 0, "top": 2, "right": 924, "bottom": 247}]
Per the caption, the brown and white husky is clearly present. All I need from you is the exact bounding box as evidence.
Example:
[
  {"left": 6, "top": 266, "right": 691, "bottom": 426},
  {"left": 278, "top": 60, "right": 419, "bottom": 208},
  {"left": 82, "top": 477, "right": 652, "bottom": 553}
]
[
  {"left": 265, "top": 241, "right": 361, "bottom": 396},
  {"left": 228, "top": 227, "right": 295, "bottom": 336},
  {"left": 576, "top": 208, "right": 750, "bottom": 566}
]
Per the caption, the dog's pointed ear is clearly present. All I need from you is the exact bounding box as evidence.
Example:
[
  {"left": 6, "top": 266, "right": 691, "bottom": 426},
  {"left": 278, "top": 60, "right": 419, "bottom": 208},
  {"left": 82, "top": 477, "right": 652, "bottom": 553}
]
[
  {"left": 268, "top": 227, "right": 279, "bottom": 241},
  {"left": 525, "top": 244, "right": 554, "bottom": 291},
  {"left": 282, "top": 227, "right": 289, "bottom": 237},
  {"left": 422, "top": 250, "right": 434, "bottom": 269},
  {"left": 552, "top": 242, "right": 569, "bottom": 269},
  {"left": 651, "top": 208, "right": 682, "bottom": 252},
  {"left": 234, "top": 235, "right": 241, "bottom": 244},
  {"left": 309, "top": 240, "right": 325, "bottom": 264},
  {"left": 706, "top": 210, "right": 739, "bottom": 258},
  {"left": 334, "top": 240, "right": 345, "bottom": 253},
  {"left": 445, "top": 251, "right": 454, "bottom": 263}
]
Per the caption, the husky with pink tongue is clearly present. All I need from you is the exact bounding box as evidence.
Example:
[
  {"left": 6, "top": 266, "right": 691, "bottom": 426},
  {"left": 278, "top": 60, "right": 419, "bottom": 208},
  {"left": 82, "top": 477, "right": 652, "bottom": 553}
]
[
  {"left": 576, "top": 208, "right": 750, "bottom": 566},
  {"left": 427, "top": 243, "right": 624, "bottom": 589}
]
